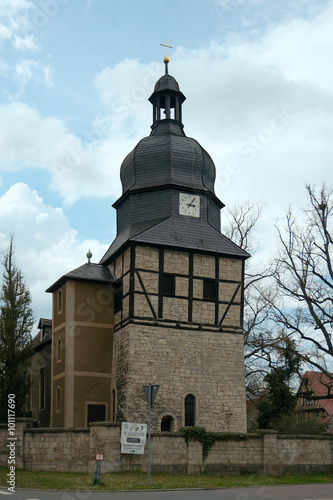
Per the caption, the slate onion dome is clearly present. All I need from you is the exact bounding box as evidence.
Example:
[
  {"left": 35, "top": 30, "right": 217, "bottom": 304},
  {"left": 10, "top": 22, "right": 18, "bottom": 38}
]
[{"left": 119, "top": 60, "right": 217, "bottom": 197}]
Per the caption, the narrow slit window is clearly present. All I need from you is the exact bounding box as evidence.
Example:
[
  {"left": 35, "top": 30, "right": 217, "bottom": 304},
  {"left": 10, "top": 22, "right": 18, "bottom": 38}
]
[
  {"left": 114, "top": 280, "right": 123, "bottom": 314},
  {"left": 57, "top": 338, "right": 62, "bottom": 362},
  {"left": 57, "top": 289, "right": 62, "bottom": 314},
  {"left": 56, "top": 387, "right": 61, "bottom": 412}
]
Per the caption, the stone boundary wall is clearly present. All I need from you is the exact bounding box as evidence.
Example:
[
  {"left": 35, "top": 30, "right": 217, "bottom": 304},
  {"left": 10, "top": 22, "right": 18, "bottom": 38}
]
[{"left": 0, "top": 420, "right": 332, "bottom": 475}]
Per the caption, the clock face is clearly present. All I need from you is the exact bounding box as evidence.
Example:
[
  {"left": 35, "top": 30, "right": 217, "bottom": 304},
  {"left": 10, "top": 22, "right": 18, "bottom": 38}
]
[{"left": 179, "top": 193, "right": 200, "bottom": 217}]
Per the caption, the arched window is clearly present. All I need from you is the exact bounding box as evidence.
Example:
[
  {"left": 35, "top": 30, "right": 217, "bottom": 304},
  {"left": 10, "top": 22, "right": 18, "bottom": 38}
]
[
  {"left": 56, "top": 387, "right": 61, "bottom": 412},
  {"left": 57, "top": 338, "right": 62, "bottom": 362},
  {"left": 185, "top": 394, "right": 196, "bottom": 426},
  {"left": 161, "top": 415, "right": 174, "bottom": 432},
  {"left": 57, "top": 289, "right": 62, "bottom": 314}
]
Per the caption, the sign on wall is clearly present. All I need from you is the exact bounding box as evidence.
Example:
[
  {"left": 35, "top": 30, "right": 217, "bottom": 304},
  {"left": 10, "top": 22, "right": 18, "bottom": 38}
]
[{"left": 120, "top": 422, "right": 147, "bottom": 454}]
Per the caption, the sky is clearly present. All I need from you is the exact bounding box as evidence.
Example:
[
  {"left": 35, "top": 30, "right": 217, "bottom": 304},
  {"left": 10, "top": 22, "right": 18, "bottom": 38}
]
[{"left": 0, "top": 0, "right": 332, "bottom": 332}]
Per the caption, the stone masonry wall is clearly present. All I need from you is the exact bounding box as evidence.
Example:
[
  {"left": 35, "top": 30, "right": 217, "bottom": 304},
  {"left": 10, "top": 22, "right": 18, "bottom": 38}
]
[
  {"left": 123, "top": 323, "right": 247, "bottom": 433},
  {"left": 204, "top": 437, "right": 263, "bottom": 474},
  {"left": 276, "top": 435, "right": 333, "bottom": 474},
  {"left": 112, "top": 327, "right": 129, "bottom": 423},
  {"left": 0, "top": 422, "right": 332, "bottom": 476}
]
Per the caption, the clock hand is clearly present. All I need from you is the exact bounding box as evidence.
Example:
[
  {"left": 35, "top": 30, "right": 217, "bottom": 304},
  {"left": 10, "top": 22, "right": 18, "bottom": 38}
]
[{"left": 187, "top": 198, "right": 196, "bottom": 207}]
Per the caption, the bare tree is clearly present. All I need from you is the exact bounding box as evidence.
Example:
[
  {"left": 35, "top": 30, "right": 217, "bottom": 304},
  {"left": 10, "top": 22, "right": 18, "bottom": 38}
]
[
  {"left": 272, "top": 184, "right": 333, "bottom": 382},
  {"left": 223, "top": 201, "right": 289, "bottom": 397},
  {"left": 223, "top": 201, "right": 264, "bottom": 254}
]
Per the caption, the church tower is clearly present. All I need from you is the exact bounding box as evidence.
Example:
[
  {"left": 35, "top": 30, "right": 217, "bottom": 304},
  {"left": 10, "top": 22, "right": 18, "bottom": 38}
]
[
  {"left": 99, "top": 59, "right": 249, "bottom": 432},
  {"left": 46, "top": 57, "right": 249, "bottom": 431}
]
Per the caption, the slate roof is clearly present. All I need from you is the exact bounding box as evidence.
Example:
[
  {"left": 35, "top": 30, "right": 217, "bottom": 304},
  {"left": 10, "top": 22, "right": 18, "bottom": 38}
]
[
  {"left": 46, "top": 263, "right": 115, "bottom": 293},
  {"left": 120, "top": 127, "right": 216, "bottom": 195},
  {"left": 154, "top": 73, "right": 180, "bottom": 92},
  {"left": 121, "top": 69, "right": 215, "bottom": 198},
  {"left": 131, "top": 216, "right": 249, "bottom": 257},
  {"left": 100, "top": 216, "right": 249, "bottom": 264},
  {"left": 31, "top": 331, "right": 52, "bottom": 349}
]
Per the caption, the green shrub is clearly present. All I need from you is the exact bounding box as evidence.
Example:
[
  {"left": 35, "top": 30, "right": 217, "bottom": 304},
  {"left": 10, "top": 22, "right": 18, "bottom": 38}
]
[
  {"left": 275, "top": 415, "right": 326, "bottom": 435},
  {"left": 179, "top": 426, "right": 249, "bottom": 461}
]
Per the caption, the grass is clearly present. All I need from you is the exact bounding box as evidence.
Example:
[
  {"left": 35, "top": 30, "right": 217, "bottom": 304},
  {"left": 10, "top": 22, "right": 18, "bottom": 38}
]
[{"left": 0, "top": 467, "right": 332, "bottom": 491}]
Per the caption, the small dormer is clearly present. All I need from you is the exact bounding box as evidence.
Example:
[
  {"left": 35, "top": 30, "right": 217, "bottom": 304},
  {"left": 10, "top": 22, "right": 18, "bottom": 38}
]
[{"left": 38, "top": 318, "right": 52, "bottom": 342}]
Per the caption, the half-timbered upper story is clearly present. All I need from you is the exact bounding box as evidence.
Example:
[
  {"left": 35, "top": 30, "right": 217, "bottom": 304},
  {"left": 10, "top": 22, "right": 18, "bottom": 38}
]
[{"left": 108, "top": 244, "right": 244, "bottom": 334}]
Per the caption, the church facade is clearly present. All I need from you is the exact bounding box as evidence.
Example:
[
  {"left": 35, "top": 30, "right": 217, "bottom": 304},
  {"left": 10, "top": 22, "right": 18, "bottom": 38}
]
[{"left": 46, "top": 61, "right": 249, "bottom": 432}]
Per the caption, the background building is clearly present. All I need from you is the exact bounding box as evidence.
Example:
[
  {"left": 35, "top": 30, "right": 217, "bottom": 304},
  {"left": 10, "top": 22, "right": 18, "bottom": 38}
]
[
  {"left": 28, "top": 318, "right": 52, "bottom": 427},
  {"left": 296, "top": 371, "right": 333, "bottom": 430}
]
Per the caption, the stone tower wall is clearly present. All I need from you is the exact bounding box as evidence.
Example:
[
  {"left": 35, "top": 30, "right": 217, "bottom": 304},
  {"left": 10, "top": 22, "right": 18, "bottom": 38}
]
[{"left": 118, "top": 322, "right": 247, "bottom": 432}]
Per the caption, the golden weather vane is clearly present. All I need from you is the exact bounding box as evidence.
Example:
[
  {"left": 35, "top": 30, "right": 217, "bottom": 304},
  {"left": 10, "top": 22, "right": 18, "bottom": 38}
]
[{"left": 160, "top": 39, "right": 173, "bottom": 63}]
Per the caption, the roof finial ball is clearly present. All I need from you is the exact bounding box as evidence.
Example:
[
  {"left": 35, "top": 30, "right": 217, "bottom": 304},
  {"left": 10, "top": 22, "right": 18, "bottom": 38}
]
[
  {"left": 160, "top": 39, "right": 173, "bottom": 75},
  {"left": 86, "top": 249, "right": 92, "bottom": 264}
]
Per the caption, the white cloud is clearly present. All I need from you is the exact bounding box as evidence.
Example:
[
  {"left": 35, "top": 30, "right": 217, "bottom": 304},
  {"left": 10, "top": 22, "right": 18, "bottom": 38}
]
[
  {"left": 15, "top": 59, "right": 38, "bottom": 83},
  {"left": 14, "top": 59, "right": 54, "bottom": 85},
  {"left": 225, "top": 1, "right": 333, "bottom": 90},
  {"left": 0, "top": 58, "right": 8, "bottom": 77},
  {"left": 94, "top": 58, "right": 160, "bottom": 131},
  {"left": 0, "top": 101, "right": 136, "bottom": 204},
  {"left": 13, "top": 33, "right": 39, "bottom": 51},
  {"left": 0, "top": 0, "right": 36, "bottom": 48},
  {"left": 42, "top": 64, "right": 53, "bottom": 86},
  {"left": 0, "top": 183, "right": 108, "bottom": 327},
  {"left": 0, "top": 0, "right": 56, "bottom": 89},
  {"left": 0, "top": 23, "right": 12, "bottom": 41}
]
